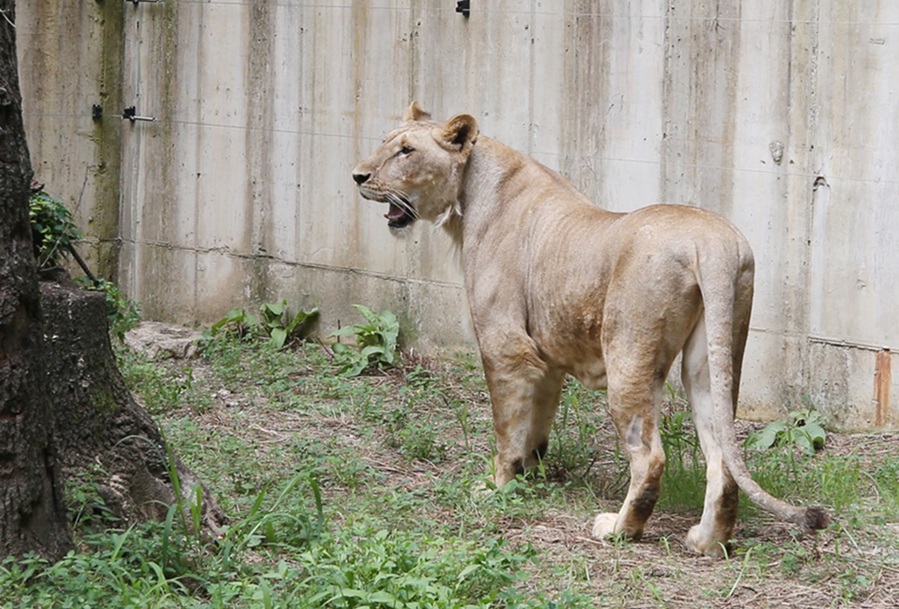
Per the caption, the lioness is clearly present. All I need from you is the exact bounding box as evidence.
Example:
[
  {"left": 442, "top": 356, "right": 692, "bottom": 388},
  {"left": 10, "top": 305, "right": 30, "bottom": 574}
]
[{"left": 352, "top": 103, "right": 828, "bottom": 556}]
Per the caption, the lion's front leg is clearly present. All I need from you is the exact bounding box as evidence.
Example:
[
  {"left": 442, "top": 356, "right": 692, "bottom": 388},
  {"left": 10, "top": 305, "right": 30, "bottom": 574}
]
[{"left": 481, "top": 341, "right": 563, "bottom": 488}]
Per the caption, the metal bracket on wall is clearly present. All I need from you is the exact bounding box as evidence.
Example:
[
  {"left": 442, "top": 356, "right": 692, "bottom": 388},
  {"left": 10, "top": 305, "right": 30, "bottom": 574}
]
[
  {"left": 122, "top": 106, "right": 157, "bottom": 122},
  {"left": 456, "top": 0, "right": 470, "bottom": 17},
  {"left": 91, "top": 104, "right": 157, "bottom": 123},
  {"left": 126, "top": 0, "right": 165, "bottom": 5}
]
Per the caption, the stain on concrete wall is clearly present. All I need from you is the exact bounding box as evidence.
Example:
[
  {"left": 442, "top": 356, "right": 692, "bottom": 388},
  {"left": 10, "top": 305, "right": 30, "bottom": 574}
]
[
  {"left": 17, "top": 1, "right": 899, "bottom": 430},
  {"left": 19, "top": 2, "right": 124, "bottom": 280}
]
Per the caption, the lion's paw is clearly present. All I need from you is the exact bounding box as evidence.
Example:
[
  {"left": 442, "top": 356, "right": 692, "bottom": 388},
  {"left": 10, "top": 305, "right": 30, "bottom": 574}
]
[
  {"left": 685, "top": 524, "right": 730, "bottom": 558},
  {"left": 591, "top": 513, "right": 619, "bottom": 539}
]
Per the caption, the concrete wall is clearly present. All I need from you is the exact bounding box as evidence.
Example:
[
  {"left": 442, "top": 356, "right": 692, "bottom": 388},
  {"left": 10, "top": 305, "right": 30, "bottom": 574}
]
[{"left": 16, "top": 1, "right": 899, "bottom": 430}]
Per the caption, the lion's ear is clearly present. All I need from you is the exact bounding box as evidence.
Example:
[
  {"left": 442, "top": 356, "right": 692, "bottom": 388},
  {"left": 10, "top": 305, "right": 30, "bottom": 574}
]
[
  {"left": 442, "top": 114, "right": 479, "bottom": 150},
  {"left": 403, "top": 101, "right": 431, "bottom": 122}
]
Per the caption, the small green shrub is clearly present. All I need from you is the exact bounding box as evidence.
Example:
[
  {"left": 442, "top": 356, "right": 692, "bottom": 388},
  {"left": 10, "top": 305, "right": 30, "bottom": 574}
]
[
  {"left": 746, "top": 408, "right": 827, "bottom": 456},
  {"left": 259, "top": 300, "right": 319, "bottom": 349},
  {"left": 210, "top": 300, "right": 319, "bottom": 349},
  {"left": 659, "top": 409, "right": 700, "bottom": 461},
  {"left": 330, "top": 305, "right": 400, "bottom": 376},
  {"left": 29, "top": 189, "right": 82, "bottom": 268},
  {"left": 0, "top": 472, "right": 325, "bottom": 609},
  {"left": 210, "top": 306, "right": 258, "bottom": 340}
]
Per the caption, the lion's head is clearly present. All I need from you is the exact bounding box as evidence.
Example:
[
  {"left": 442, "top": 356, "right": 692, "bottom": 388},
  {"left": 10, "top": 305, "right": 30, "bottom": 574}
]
[{"left": 352, "top": 102, "right": 478, "bottom": 230}]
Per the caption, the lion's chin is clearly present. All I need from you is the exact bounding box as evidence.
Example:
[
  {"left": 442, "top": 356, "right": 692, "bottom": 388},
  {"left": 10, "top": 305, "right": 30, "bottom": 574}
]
[
  {"left": 386, "top": 216, "right": 415, "bottom": 229},
  {"left": 387, "top": 224, "right": 412, "bottom": 238}
]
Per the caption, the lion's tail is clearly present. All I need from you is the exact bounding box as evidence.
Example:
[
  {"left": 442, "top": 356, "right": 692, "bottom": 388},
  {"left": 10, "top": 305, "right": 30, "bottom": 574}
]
[{"left": 698, "top": 241, "right": 830, "bottom": 532}]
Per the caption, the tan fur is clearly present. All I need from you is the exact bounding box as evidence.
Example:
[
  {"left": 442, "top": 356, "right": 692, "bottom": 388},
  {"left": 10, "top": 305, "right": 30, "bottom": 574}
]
[{"left": 352, "top": 103, "right": 828, "bottom": 557}]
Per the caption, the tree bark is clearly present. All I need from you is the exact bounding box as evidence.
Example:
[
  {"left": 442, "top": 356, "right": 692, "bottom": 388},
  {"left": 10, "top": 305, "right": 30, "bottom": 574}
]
[
  {"left": 0, "top": 0, "right": 224, "bottom": 560},
  {"left": 0, "top": 0, "right": 72, "bottom": 560}
]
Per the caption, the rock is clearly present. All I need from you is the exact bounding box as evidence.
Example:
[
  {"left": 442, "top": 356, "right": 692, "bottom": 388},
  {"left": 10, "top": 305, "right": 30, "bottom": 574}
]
[{"left": 125, "top": 321, "right": 204, "bottom": 360}]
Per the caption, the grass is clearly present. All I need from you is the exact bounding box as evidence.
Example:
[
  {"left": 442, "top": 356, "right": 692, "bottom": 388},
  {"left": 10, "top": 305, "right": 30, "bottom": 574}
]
[{"left": 3, "top": 333, "right": 899, "bottom": 608}]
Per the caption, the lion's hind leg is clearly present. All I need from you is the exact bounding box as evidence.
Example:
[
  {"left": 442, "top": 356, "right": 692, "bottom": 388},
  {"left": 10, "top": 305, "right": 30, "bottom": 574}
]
[
  {"left": 592, "top": 375, "right": 666, "bottom": 542},
  {"left": 682, "top": 316, "right": 740, "bottom": 557}
]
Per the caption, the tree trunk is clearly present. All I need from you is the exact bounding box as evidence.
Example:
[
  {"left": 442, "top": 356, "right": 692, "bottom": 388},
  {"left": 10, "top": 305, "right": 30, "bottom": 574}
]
[
  {"left": 42, "top": 282, "right": 226, "bottom": 533},
  {"left": 0, "top": 0, "right": 72, "bottom": 560},
  {"left": 0, "top": 0, "right": 224, "bottom": 560}
]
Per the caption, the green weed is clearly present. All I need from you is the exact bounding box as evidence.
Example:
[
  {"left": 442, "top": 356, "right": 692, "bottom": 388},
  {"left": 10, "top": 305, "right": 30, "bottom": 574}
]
[
  {"left": 118, "top": 348, "right": 209, "bottom": 415},
  {"left": 330, "top": 305, "right": 400, "bottom": 376},
  {"left": 872, "top": 459, "right": 899, "bottom": 519},
  {"left": 295, "top": 527, "right": 534, "bottom": 608},
  {"left": 549, "top": 380, "right": 607, "bottom": 485},
  {"left": 658, "top": 406, "right": 707, "bottom": 513},
  {"left": 210, "top": 300, "right": 319, "bottom": 349},
  {"left": 746, "top": 407, "right": 827, "bottom": 457},
  {"left": 384, "top": 408, "right": 449, "bottom": 463}
]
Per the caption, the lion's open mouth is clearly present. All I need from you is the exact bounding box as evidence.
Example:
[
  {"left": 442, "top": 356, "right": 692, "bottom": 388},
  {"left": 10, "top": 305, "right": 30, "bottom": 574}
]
[
  {"left": 386, "top": 202, "right": 416, "bottom": 228},
  {"left": 357, "top": 186, "right": 417, "bottom": 229}
]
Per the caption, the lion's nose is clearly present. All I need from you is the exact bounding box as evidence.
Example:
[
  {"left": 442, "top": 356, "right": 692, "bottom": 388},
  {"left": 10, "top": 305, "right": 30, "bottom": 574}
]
[{"left": 352, "top": 172, "right": 370, "bottom": 185}]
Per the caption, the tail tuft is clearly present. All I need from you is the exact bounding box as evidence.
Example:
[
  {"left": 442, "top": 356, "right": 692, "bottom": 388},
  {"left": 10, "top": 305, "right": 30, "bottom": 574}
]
[{"left": 804, "top": 506, "right": 831, "bottom": 531}]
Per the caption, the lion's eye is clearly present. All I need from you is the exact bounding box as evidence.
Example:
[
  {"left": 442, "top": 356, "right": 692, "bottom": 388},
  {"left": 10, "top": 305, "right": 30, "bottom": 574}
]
[{"left": 400, "top": 145, "right": 414, "bottom": 155}]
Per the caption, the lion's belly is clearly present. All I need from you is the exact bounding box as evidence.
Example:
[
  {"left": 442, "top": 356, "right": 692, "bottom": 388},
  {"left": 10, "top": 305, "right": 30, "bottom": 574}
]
[
  {"left": 568, "top": 361, "right": 608, "bottom": 390},
  {"left": 529, "top": 308, "right": 609, "bottom": 390}
]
